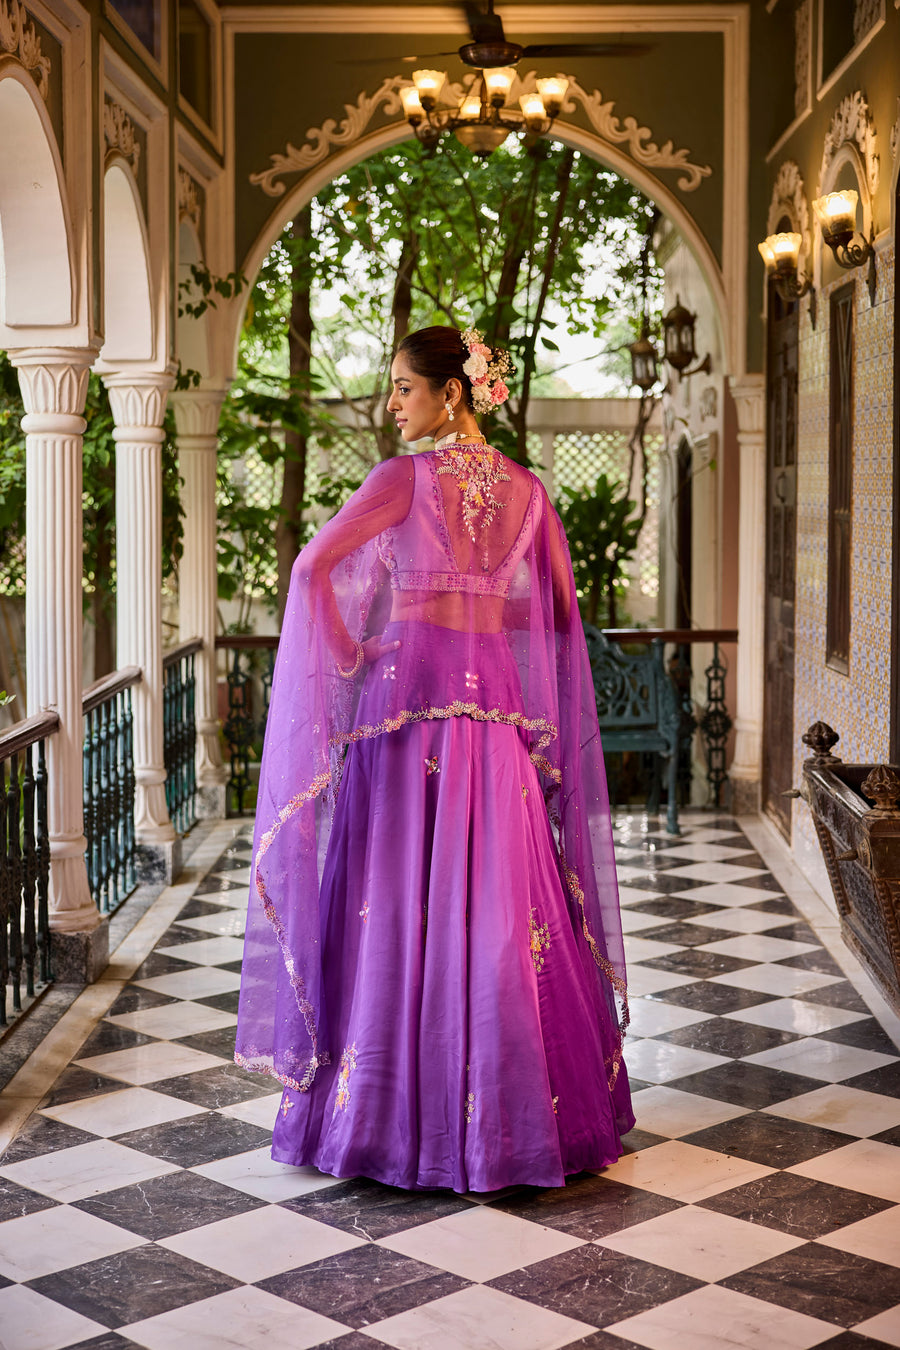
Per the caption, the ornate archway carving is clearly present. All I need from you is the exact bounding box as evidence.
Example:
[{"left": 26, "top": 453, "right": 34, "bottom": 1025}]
[
  {"left": 0, "top": 0, "right": 50, "bottom": 100},
  {"left": 768, "top": 160, "right": 811, "bottom": 262},
  {"left": 248, "top": 72, "right": 712, "bottom": 198},
  {"left": 819, "top": 90, "right": 879, "bottom": 197}
]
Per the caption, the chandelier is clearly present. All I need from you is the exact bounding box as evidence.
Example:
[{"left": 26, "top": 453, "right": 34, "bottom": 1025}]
[{"left": 399, "top": 68, "right": 569, "bottom": 157}]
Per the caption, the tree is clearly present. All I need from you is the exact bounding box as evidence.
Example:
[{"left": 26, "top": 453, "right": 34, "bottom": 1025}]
[{"left": 221, "top": 134, "right": 663, "bottom": 614}]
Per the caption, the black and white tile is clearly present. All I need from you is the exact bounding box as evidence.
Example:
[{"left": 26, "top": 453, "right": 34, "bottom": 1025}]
[{"left": 1, "top": 814, "right": 899, "bottom": 1350}]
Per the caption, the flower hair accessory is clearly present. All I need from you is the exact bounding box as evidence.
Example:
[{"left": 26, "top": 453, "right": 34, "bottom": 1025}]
[{"left": 460, "top": 328, "right": 513, "bottom": 416}]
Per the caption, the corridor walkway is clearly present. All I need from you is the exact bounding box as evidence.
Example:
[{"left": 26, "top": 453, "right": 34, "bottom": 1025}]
[{"left": 1, "top": 813, "right": 900, "bottom": 1349}]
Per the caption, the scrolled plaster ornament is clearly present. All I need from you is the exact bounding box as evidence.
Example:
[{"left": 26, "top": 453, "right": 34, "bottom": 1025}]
[
  {"left": 0, "top": 0, "right": 50, "bottom": 100},
  {"left": 104, "top": 98, "right": 141, "bottom": 175},
  {"left": 767, "top": 160, "right": 811, "bottom": 263},
  {"left": 819, "top": 90, "right": 879, "bottom": 197},
  {"left": 250, "top": 73, "right": 711, "bottom": 198},
  {"left": 890, "top": 97, "right": 899, "bottom": 162},
  {"left": 178, "top": 168, "right": 202, "bottom": 229},
  {"left": 852, "top": 0, "right": 881, "bottom": 45},
  {"left": 793, "top": 0, "right": 810, "bottom": 120}
]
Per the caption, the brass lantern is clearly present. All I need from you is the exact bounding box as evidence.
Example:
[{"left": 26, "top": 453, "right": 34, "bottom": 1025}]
[
  {"left": 661, "top": 296, "right": 696, "bottom": 374},
  {"left": 628, "top": 327, "right": 659, "bottom": 391}
]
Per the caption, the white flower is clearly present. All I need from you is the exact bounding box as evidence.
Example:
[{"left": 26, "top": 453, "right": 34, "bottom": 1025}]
[
  {"left": 471, "top": 385, "right": 493, "bottom": 413},
  {"left": 463, "top": 351, "right": 488, "bottom": 380}
]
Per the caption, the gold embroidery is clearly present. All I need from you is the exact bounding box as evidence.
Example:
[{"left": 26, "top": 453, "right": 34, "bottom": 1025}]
[
  {"left": 552, "top": 1095, "right": 559, "bottom": 1115},
  {"left": 528, "top": 908, "right": 551, "bottom": 972},
  {"left": 331, "top": 703, "right": 562, "bottom": 783},
  {"left": 334, "top": 1044, "right": 358, "bottom": 1113},
  {"left": 521, "top": 785, "right": 529, "bottom": 800},
  {"left": 465, "top": 1092, "right": 476, "bottom": 1124}
]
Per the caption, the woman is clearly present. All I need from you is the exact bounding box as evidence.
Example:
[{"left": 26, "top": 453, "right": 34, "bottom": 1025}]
[{"left": 235, "top": 325, "right": 633, "bottom": 1193}]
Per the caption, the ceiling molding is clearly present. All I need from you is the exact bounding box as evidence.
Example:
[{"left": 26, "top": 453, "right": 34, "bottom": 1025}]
[{"left": 222, "top": 4, "right": 748, "bottom": 35}]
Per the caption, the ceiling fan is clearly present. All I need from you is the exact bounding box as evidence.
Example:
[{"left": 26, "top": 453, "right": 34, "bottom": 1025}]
[{"left": 346, "top": 0, "right": 652, "bottom": 67}]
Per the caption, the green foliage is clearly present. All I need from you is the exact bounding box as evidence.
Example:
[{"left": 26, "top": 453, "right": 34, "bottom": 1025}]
[
  {"left": 556, "top": 473, "right": 643, "bottom": 628},
  {"left": 0, "top": 690, "right": 15, "bottom": 707}
]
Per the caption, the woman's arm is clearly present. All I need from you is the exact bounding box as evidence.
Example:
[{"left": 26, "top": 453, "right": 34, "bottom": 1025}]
[{"left": 295, "top": 456, "right": 414, "bottom": 669}]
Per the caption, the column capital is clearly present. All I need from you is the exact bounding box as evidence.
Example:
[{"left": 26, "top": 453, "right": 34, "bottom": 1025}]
[
  {"left": 170, "top": 387, "right": 228, "bottom": 439},
  {"left": 727, "top": 373, "right": 766, "bottom": 438},
  {"left": 103, "top": 370, "right": 175, "bottom": 433},
  {"left": 9, "top": 347, "right": 98, "bottom": 418}
]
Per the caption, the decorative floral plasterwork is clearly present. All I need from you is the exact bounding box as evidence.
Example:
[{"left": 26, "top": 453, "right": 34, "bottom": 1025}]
[
  {"left": 104, "top": 98, "right": 141, "bottom": 175},
  {"left": 178, "top": 168, "right": 202, "bottom": 229},
  {"left": 819, "top": 90, "right": 878, "bottom": 197},
  {"left": 852, "top": 0, "right": 881, "bottom": 45},
  {"left": 250, "top": 72, "right": 711, "bottom": 197},
  {"left": 767, "top": 160, "right": 811, "bottom": 261},
  {"left": 0, "top": 0, "right": 50, "bottom": 100},
  {"left": 890, "top": 97, "right": 899, "bottom": 162},
  {"left": 793, "top": 0, "right": 810, "bottom": 120}
]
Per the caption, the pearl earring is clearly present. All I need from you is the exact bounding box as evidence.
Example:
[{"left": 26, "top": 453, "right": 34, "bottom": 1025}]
[{"left": 445, "top": 400, "right": 455, "bottom": 421}]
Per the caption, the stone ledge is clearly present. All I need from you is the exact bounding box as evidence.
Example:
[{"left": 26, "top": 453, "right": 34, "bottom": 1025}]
[{"left": 50, "top": 920, "right": 109, "bottom": 985}]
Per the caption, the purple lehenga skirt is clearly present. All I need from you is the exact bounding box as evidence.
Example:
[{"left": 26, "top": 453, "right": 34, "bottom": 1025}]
[{"left": 271, "top": 626, "right": 633, "bottom": 1192}]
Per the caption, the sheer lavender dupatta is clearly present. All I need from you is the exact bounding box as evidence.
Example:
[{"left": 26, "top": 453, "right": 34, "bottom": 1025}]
[{"left": 235, "top": 452, "right": 628, "bottom": 1094}]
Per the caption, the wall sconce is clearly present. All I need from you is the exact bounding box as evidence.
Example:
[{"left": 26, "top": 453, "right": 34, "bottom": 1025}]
[
  {"left": 758, "top": 231, "right": 816, "bottom": 327},
  {"left": 662, "top": 296, "right": 711, "bottom": 379},
  {"left": 812, "top": 190, "right": 877, "bottom": 306},
  {"left": 628, "top": 326, "right": 659, "bottom": 391}
]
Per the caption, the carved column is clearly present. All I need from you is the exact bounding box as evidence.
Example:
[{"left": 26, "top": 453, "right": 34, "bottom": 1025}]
[
  {"left": 103, "top": 371, "right": 179, "bottom": 880},
  {"left": 171, "top": 388, "right": 228, "bottom": 818},
  {"left": 728, "top": 374, "right": 766, "bottom": 814},
  {"left": 11, "top": 348, "right": 108, "bottom": 980}
]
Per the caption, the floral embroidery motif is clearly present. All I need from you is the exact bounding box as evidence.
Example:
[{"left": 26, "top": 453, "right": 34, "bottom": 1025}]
[
  {"left": 464, "top": 670, "right": 480, "bottom": 689},
  {"left": 280, "top": 1094, "right": 295, "bottom": 1119},
  {"left": 465, "top": 1092, "right": 476, "bottom": 1124},
  {"left": 359, "top": 899, "right": 370, "bottom": 923},
  {"left": 521, "top": 785, "right": 529, "bottom": 800},
  {"left": 331, "top": 703, "right": 562, "bottom": 784},
  {"left": 436, "top": 441, "right": 511, "bottom": 571},
  {"left": 552, "top": 1095, "right": 559, "bottom": 1115},
  {"left": 382, "top": 664, "right": 397, "bottom": 681},
  {"left": 425, "top": 755, "right": 440, "bottom": 776},
  {"left": 334, "top": 1044, "right": 358, "bottom": 1114},
  {"left": 528, "top": 908, "right": 551, "bottom": 973}
]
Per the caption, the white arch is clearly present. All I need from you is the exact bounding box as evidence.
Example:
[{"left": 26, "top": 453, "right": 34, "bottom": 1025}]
[
  {"left": 177, "top": 218, "right": 211, "bottom": 380},
  {"left": 101, "top": 159, "right": 154, "bottom": 362},
  {"left": 233, "top": 119, "right": 729, "bottom": 377},
  {"left": 0, "top": 63, "right": 73, "bottom": 327}
]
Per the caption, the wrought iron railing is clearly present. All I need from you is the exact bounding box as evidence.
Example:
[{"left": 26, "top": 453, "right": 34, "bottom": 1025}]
[
  {"left": 603, "top": 628, "right": 738, "bottom": 808},
  {"left": 215, "top": 635, "right": 278, "bottom": 816},
  {"left": 82, "top": 666, "right": 141, "bottom": 914},
  {"left": 0, "top": 711, "right": 58, "bottom": 1025},
  {"left": 163, "top": 639, "right": 201, "bottom": 835}
]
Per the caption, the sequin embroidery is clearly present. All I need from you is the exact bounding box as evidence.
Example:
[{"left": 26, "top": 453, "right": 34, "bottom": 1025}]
[
  {"left": 280, "top": 1094, "right": 295, "bottom": 1120},
  {"left": 465, "top": 1092, "right": 476, "bottom": 1124},
  {"left": 528, "top": 908, "right": 551, "bottom": 973},
  {"left": 359, "top": 899, "right": 370, "bottom": 923},
  {"left": 334, "top": 1044, "right": 358, "bottom": 1114},
  {"left": 425, "top": 755, "right": 440, "bottom": 776}
]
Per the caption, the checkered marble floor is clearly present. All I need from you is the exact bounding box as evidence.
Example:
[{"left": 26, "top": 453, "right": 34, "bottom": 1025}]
[{"left": 2, "top": 813, "right": 900, "bottom": 1350}]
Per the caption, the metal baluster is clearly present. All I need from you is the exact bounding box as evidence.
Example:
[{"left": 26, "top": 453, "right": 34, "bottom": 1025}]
[
  {"left": 83, "top": 709, "right": 94, "bottom": 902},
  {"left": 109, "top": 690, "right": 122, "bottom": 908},
  {"left": 123, "top": 689, "right": 136, "bottom": 893},
  {"left": 7, "top": 751, "right": 22, "bottom": 1011},
  {"left": 0, "top": 759, "right": 9, "bottom": 1024},
  {"left": 36, "top": 738, "right": 52, "bottom": 983},
  {"left": 224, "top": 648, "right": 253, "bottom": 815},
  {"left": 700, "top": 642, "right": 733, "bottom": 807},
  {"left": 186, "top": 653, "right": 197, "bottom": 830},
  {"left": 99, "top": 698, "right": 112, "bottom": 911},
  {"left": 21, "top": 744, "right": 37, "bottom": 998}
]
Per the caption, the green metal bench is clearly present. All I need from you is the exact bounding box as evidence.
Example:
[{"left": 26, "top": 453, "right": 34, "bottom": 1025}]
[{"left": 584, "top": 625, "right": 684, "bottom": 835}]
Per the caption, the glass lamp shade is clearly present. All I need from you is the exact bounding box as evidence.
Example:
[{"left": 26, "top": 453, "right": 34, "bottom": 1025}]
[
  {"left": 484, "top": 66, "right": 516, "bottom": 105},
  {"left": 519, "top": 93, "right": 547, "bottom": 130},
  {"left": 457, "top": 93, "right": 483, "bottom": 120},
  {"left": 412, "top": 68, "right": 445, "bottom": 109},
  {"left": 400, "top": 86, "right": 424, "bottom": 123},
  {"left": 759, "top": 231, "right": 803, "bottom": 277},
  {"left": 813, "top": 190, "right": 858, "bottom": 243},
  {"left": 757, "top": 238, "right": 776, "bottom": 270},
  {"left": 629, "top": 332, "right": 659, "bottom": 390},
  {"left": 662, "top": 296, "right": 697, "bottom": 372},
  {"left": 535, "top": 76, "right": 568, "bottom": 118},
  {"left": 454, "top": 123, "right": 510, "bottom": 155}
]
